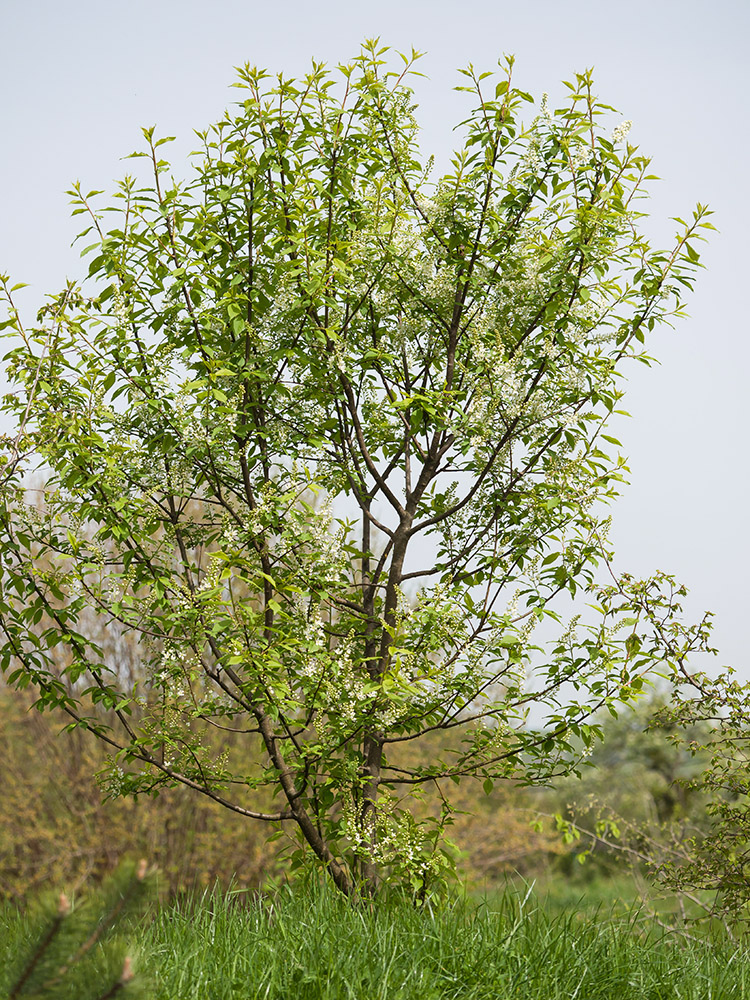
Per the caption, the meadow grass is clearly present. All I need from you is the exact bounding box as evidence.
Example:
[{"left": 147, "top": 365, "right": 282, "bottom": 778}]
[
  {"left": 146, "top": 880, "right": 746, "bottom": 999},
  {"left": 3, "top": 879, "right": 747, "bottom": 999}
]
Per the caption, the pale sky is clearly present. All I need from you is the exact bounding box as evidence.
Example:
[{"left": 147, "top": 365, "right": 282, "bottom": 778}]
[{"left": 2, "top": 0, "right": 747, "bottom": 678}]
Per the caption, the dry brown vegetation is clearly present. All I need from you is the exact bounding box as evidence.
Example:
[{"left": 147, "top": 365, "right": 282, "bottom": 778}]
[{"left": 0, "top": 687, "right": 563, "bottom": 903}]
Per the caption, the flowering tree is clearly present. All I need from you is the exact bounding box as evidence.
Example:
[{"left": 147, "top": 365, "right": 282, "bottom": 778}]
[{"left": 0, "top": 44, "right": 712, "bottom": 897}]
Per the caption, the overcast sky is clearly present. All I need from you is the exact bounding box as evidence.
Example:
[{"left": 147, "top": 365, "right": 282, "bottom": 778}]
[{"left": 1, "top": 0, "right": 747, "bottom": 678}]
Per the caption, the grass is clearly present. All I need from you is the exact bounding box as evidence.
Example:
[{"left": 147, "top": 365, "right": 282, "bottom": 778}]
[
  {"left": 478, "top": 870, "right": 646, "bottom": 916},
  {"left": 3, "top": 879, "right": 748, "bottom": 999}
]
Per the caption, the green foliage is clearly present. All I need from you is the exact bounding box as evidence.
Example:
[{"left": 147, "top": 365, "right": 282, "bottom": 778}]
[
  {"left": 1, "top": 860, "right": 153, "bottom": 999},
  {"left": 0, "top": 42, "right": 714, "bottom": 896}
]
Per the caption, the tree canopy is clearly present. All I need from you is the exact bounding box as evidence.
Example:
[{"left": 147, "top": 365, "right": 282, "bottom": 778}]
[{"left": 0, "top": 43, "right": 713, "bottom": 897}]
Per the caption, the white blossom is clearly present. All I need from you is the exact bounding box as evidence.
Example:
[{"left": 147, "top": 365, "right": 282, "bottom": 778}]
[{"left": 610, "top": 120, "right": 632, "bottom": 144}]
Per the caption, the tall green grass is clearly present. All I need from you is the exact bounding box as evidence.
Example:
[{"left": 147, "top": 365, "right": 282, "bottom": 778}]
[
  {"left": 2, "top": 880, "right": 746, "bottom": 998},
  {"left": 136, "top": 881, "right": 746, "bottom": 1000}
]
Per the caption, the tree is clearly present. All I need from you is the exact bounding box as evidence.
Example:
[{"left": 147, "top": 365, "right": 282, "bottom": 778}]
[{"left": 0, "top": 43, "right": 713, "bottom": 898}]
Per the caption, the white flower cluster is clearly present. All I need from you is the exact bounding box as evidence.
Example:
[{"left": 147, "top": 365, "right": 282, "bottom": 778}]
[
  {"left": 101, "top": 763, "right": 127, "bottom": 797},
  {"left": 414, "top": 188, "right": 450, "bottom": 226},
  {"left": 295, "top": 600, "right": 326, "bottom": 678},
  {"left": 197, "top": 553, "right": 223, "bottom": 595},
  {"left": 112, "top": 289, "right": 130, "bottom": 328},
  {"left": 173, "top": 390, "right": 206, "bottom": 449},
  {"left": 87, "top": 538, "right": 106, "bottom": 565},
  {"left": 375, "top": 702, "right": 404, "bottom": 729},
  {"left": 610, "top": 120, "right": 632, "bottom": 145},
  {"left": 465, "top": 306, "right": 494, "bottom": 352},
  {"left": 558, "top": 614, "right": 581, "bottom": 649},
  {"left": 504, "top": 589, "right": 521, "bottom": 620},
  {"left": 541, "top": 337, "right": 558, "bottom": 360},
  {"left": 331, "top": 340, "right": 347, "bottom": 374},
  {"left": 246, "top": 481, "right": 276, "bottom": 535},
  {"left": 308, "top": 496, "right": 345, "bottom": 568},
  {"left": 152, "top": 645, "right": 192, "bottom": 701},
  {"left": 332, "top": 648, "right": 373, "bottom": 723},
  {"left": 222, "top": 523, "right": 239, "bottom": 549},
  {"left": 465, "top": 354, "right": 527, "bottom": 433},
  {"left": 270, "top": 274, "right": 300, "bottom": 316},
  {"left": 517, "top": 614, "right": 538, "bottom": 647},
  {"left": 342, "top": 792, "right": 442, "bottom": 878},
  {"left": 570, "top": 142, "right": 590, "bottom": 171},
  {"left": 290, "top": 600, "right": 376, "bottom": 723},
  {"left": 425, "top": 262, "right": 458, "bottom": 310}
]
